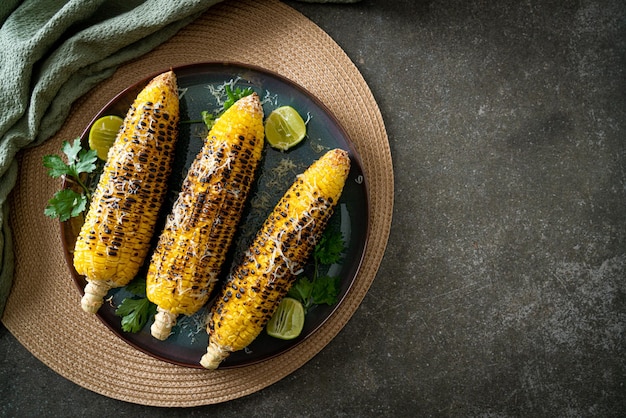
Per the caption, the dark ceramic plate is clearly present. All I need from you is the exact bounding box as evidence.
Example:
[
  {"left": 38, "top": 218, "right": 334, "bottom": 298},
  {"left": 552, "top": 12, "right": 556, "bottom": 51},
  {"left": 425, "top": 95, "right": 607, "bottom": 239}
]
[{"left": 62, "top": 62, "right": 369, "bottom": 369}]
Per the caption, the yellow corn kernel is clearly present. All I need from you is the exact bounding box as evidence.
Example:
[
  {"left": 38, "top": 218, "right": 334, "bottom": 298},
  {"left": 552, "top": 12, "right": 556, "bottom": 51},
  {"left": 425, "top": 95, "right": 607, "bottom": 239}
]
[
  {"left": 74, "top": 70, "right": 179, "bottom": 313},
  {"left": 146, "top": 93, "right": 265, "bottom": 340},
  {"left": 200, "top": 148, "right": 350, "bottom": 369}
]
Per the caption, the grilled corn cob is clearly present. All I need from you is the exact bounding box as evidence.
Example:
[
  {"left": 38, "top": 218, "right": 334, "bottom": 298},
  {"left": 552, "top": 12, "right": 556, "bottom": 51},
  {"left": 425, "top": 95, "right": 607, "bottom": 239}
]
[
  {"left": 200, "top": 148, "right": 351, "bottom": 369},
  {"left": 74, "top": 70, "right": 179, "bottom": 313},
  {"left": 146, "top": 93, "right": 265, "bottom": 340}
]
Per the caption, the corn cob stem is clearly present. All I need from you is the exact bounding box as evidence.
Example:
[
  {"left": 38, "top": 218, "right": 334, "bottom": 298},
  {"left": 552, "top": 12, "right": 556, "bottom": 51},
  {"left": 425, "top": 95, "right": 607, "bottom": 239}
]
[
  {"left": 74, "top": 70, "right": 179, "bottom": 313},
  {"left": 200, "top": 148, "right": 351, "bottom": 369},
  {"left": 146, "top": 93, "right": 265, "bottom": 340},
  {"left": 81, "top": 280, "right": 110, "bottom": 313},
  {"left": 151, "top": 307, "right": 177, "bottom": 340},
  {"left": 202, "top": 342, "right": 230, "bottom": 370}
]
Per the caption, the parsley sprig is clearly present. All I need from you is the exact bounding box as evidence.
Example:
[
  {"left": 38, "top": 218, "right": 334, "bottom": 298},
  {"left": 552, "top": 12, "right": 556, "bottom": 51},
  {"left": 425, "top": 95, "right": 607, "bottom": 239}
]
[
  {"left": 115, "top": 277, "right": 157, "bottom": 333},
  {"left": 43, "top": 138, "right": 98, "bottom": 222},
  {"left": 288, "top": 227, "right": 346, "bottom": 313}
]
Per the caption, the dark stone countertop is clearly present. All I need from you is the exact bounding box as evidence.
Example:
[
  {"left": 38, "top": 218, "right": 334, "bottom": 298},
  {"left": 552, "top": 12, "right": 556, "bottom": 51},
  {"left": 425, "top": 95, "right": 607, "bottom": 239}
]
[{"left": 1, "top": 0, "right": 624, "bottom": 416}]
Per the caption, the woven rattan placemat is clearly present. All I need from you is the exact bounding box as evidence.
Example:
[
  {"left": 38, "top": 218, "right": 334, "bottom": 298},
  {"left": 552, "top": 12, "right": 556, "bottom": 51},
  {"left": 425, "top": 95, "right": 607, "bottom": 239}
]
[{"left": 2, "top": 0, "right": 392, "bottom": 407}]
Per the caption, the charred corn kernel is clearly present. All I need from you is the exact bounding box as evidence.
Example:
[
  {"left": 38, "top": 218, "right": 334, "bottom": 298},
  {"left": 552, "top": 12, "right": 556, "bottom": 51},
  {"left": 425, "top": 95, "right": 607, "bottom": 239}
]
[
  {"left": 200, "top": 148, "right": 350, "bottom": 369},
  {"left": 74, "top": 70, "right": 179, "bottom": 313},
  {"left": 146, "top": 93, "right": 265, "bottom": 340}
]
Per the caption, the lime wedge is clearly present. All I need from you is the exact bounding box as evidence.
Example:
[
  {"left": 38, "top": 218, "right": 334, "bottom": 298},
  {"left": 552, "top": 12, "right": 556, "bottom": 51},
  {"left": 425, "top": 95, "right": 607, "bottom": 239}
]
[
  {"left": 88, "top": 115, "right": 123, "bottom": 160},
  {"left": 266, "top": 297, "right": 305, "bottom": 340},
  {"left": 264, "top": 106, "right": 307, "bottom": 151}
]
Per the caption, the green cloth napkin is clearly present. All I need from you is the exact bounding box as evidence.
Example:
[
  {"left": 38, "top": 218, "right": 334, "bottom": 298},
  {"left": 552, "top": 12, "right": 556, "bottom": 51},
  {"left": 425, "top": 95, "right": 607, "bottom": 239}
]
[
  {"left": 0, "top": 0, "right": 224, "bottom": 317},
  {"left": 0, "top": 0, "right": 360, "bottom": 317}
]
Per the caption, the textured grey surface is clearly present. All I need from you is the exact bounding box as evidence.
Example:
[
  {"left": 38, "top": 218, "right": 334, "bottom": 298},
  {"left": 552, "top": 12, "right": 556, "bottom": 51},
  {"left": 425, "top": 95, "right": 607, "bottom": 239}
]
[{"left": 1, "top": 0, "right": 625, "bottom": 416}]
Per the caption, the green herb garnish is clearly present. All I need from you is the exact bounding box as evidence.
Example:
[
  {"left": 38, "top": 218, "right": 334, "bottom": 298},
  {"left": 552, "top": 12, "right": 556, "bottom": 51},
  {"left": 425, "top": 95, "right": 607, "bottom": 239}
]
[
  {"left": 288, "top": 227, "right": 346, "bottom": 313},
  {"left": 116, "top": 298, "right": 156, "bottom": 333},
  {"left": 44, "top": 189, "right": 88, "bottom": 222},
  {"left": 314, "top": 227, "right": 346, "bottom": 265},
  {"left": 43, "top": 138, "right": 98, "bottom": 222},
  {"left": 115, "top": 277, "right": 157, "bottom": 333}
]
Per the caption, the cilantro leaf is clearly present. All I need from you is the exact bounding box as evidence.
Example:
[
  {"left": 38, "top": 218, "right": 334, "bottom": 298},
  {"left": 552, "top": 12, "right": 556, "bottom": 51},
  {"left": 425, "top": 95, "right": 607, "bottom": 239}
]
[
  {"left": 288, "top": 276, "right": 314, "bottom": 306},
  {"left": 314, "top": 228, "right": 345, "bottom": 265},
  {"left": 114, "top": 276, "right": 157, "bottom": 334},
  {"left": 288, "top": 224, "right": 346, "bottom": 313},
  {"left": 311, "top": 275, "right": 340, "bottom": 306},
  {"left": 124, "top": 276, "right": 148, "bottom": 296},
  {"left": 72, "top": 148, "right": 98, "bottom": 176},
  {"left": 61, "top": 139, "right": 82, "bottom": 164},
  {"left": 43, "top": 154, "right": 70, "bottom": 178},
  {"left": 201, "top": 110, "right": 217, "bottom": 130},
  {"left": 44, "top": 189, "right": 87, "bottom": 222},
  {"left": 115, "top": 297, "right": 157, "bottom": 333},
  {"left": 43, "top": 137, "right": 99, "bottom": 221},
  {"left": 46, "top": 137, "right": 98, "bottom": 183}
]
